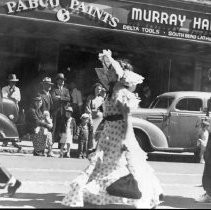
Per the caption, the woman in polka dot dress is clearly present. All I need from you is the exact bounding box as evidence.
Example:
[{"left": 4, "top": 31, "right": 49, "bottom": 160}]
[{"left": 62, "top": 50, "right": 164, "bottom": 209}]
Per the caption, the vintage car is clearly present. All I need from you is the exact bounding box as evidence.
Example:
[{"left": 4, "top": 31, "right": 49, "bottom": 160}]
[
  {"left": 0, "top": 97, "right": 19, "bottom": 140},
  {"left": 131, "top": 91, "right": 211, "bottom": 162}
]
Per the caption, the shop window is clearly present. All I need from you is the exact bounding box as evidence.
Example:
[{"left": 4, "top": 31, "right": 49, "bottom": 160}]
[{"left": 176, "top": 98, "right": 202, "bottom": 111}]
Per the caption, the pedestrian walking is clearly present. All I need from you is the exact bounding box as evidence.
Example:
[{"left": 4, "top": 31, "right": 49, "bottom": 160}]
[
  {"left": 76, "top": 113, "right": 93, "bottom": 159},
  {"left": 51, "top": 73, "right": 71, "bottom": 149},
  {"left": 62, "top": 50, "right": 163, "bottom": 208},
  {"left": 0, "top": 165, "right": 21, "bottom": 197},
  {"left": 25, "top": 96, "right": 52, "bottom": 156},
  {"left": 1, "top": 74, "right": 21, "bottom": 150},
  {"left": 59, "top": 106, "right": 77, "bottom": 158}
]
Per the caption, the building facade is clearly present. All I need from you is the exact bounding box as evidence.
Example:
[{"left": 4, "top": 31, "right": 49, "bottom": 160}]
[{"left": 0, "top": 0, "right": 211, "bottom": 108}]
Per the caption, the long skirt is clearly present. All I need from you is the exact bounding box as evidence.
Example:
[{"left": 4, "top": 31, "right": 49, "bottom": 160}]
[{"left": 30, "top": 128, "right": 47, "bottom": 154}]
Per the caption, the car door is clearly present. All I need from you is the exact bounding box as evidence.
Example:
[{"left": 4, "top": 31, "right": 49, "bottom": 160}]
[{"left": 167, "top": 97, "right": 205, "bottom": 148}]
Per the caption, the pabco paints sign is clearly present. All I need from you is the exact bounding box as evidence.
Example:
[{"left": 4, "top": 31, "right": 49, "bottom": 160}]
[{"left": 5, "top": 0, "right": 120, "bottom": 28}]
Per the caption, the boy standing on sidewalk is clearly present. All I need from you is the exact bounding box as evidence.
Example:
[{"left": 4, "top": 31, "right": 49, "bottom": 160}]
[{"left": 77, "top": 113, "right": 93, "bottom": 159}]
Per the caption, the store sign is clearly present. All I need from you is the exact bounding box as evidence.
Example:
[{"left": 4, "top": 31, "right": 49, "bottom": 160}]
[
  {"left": 56, "top": 0, "right": 119, "bottom": 27},
  {"left": 3, "top": 0, "right": 211, "bottom": 42},
  {"left": 6, "top": 0, "right": 60, "bottom": 13},
  {"left": 5, "top": 0, "right": 119, "bottom": 28},
  {"left": 121, "top": 5, "right": 211, "bottom": 42}
]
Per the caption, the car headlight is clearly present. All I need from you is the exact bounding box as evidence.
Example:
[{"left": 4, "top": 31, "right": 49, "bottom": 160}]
[{"left": 8, "top": 114, "right": 14, "bottom": 120}]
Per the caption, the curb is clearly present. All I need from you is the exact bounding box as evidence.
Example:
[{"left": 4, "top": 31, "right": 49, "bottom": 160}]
[{"left": 0, "top": 147, "right": 78, "bottom": 155}]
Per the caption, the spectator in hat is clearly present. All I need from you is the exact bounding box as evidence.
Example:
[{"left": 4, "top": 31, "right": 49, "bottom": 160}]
[
  {"left": 76, "top": 113, "right": 93, "bottom": 159},
  {"left": 39, "top": 77, "right": 54, "bottom": 114},
  {"left": 1, "top": 74, "right": 22, "bottom": 149},
  {"left": 51, "top": 73, "right": 71, "bottom": 149},
  {"left": 2, "top": 74, "right": 21, "bottom": 108},
  {"left": 25, "top": 96, "right": 52, "bottom": 156},
  {"left": 39, "top": 77, "right": 55, "bottom": 157},
  {"left": 59, "top": 106, "right": 77, "bottom": 158}
]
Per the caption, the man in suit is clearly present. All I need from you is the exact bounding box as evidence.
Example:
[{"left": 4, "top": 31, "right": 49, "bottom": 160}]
[
  {"left": 39, "top": 77, "right": 54, "bottom": 157},
  {"left": 51, "top": 73, "right": 71, "bottom": 149},
  {"left": 39, "top": 77, "right": 54, "bottom": 113},
  {"left": 1, "top": 74, "right": 21, "bottom": 150}
]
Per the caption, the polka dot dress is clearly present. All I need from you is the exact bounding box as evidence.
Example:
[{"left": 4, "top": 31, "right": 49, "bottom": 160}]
[{"left": 62, "top": 88, "right": 163, "bottom": 208}]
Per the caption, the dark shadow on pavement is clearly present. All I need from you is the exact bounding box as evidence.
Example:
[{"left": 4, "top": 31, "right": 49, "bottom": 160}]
[
  {"left": 161, "top": 195, "right": 211, "bottom": 209},
  {"left": 0, "top": 193, "right": 135, "bottom": 209}
]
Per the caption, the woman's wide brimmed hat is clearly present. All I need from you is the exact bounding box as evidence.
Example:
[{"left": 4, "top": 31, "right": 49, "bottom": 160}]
[
  {"left": 41, "top": 77, "right": 54, "bottom": 85},
  {"left": 8, "top": 74, "right": 19, "bottom": 82},
  {"left": 65, "top": 106, "right": 73, "bottom": 113},
  {"left": 55, "top": 73, "right": 66, "bottom": 81},
  {"left": 98, "top": 50, "right": 144, "bottom": 87}
]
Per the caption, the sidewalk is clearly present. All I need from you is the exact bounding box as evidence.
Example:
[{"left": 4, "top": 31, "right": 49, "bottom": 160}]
[{"left": 0, "top": 140, "right": 78, "bottom": 156}]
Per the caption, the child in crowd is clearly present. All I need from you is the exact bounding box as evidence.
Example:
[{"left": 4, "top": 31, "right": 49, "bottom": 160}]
[
  {"left": 77, "top": 113, "right": 93, "bottom": 159},
  {"left": 43, "top": 110, "right": 54, "bottom": 157},
  {"left": 59, "top": 106, "right": 77, "bottom": 158},
  {"left": 197, "top": 120, "right": 210, "bottom": 164}
]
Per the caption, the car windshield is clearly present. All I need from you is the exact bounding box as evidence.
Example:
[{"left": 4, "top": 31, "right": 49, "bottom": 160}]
[{"left": 150, "top": 96, "right": 175, "bottom": 109}]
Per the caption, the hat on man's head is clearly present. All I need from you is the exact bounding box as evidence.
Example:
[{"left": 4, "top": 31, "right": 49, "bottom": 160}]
[
  {"left": 41, "top": 77, "right": 54, "bottom": 85},
  {"left": 65, "top": 106, "right": 73, "bottom": 113},
  {"left": 32, "top": 95, "right": 42, "bottom": 101},
  {"left": 55, "top": 73, "right": 66, "bottom": 81},
  {"left": 8, "top": 74, "right": 19, "bottom": 82},
  {"left": 80, "top": 113, "right": 90, "bottom": 119}
]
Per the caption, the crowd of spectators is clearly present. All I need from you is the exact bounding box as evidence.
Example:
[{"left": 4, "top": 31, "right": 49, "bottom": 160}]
[{"left": 1, "top": 73, "right": 107, "bottom": 158}]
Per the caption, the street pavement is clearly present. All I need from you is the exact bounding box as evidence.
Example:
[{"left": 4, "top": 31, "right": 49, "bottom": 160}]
[{"left": 0, "top": 152, "right": 210, "bottom": 209}]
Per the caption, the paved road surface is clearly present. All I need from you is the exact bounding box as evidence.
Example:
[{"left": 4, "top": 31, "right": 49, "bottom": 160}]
[{"left": 0, "top": 153, "right": 210, "bottom": 209}]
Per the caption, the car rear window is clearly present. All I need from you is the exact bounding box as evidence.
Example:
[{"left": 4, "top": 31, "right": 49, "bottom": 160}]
[
  {"left": 176, "top": 98, "right": 203, "bottom": 111},
  {"left": 150, "top": 96, "right": 174, "bottom": 109}
]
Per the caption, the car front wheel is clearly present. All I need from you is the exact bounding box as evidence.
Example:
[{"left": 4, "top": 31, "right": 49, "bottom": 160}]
[{"left": 134, "top": 129, "right": 153, "bottom": 152}]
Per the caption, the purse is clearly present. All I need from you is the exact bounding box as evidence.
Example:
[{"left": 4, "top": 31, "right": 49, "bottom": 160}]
[{"left": 106, "top": 173, "right": 142, "bottom": 199}]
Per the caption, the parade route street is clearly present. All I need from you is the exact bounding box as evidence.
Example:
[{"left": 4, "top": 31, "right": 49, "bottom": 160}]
[{"left": 0, "top": 153, "right": 210, "bottom": 209}]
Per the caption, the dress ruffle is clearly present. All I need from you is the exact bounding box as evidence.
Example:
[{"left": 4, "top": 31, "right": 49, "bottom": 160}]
[{"left": 112, "top": 83, "right": 140, "bottom": 109}]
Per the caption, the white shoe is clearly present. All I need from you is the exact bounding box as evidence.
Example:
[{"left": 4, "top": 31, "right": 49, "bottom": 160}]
[
  {"left": 195, "top": 193, "right": 211, "bottom": 203},
  {"left": 200, "top": 159, "right": 205, "bottom": 164}
]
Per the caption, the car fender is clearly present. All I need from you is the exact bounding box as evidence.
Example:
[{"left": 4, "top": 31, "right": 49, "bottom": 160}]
[
  {"left": 131, "top": 117, "right": 168, "bottom": 150},
  {"left": 0, "top": 113, "right": 19, "bottom": 139}
]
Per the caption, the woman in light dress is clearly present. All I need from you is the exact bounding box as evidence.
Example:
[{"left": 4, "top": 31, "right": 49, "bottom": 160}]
[
  {"left": 62, "top": 50, "right": 163, "bottom": 209},
  {"left": 85, "top": 83, "right": 105, "bottom": 150}
]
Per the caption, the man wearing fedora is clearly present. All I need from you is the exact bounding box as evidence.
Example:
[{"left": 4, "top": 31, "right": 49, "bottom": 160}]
[
  {"left": 51, "top": 73, "right": 71, "bottom": 149},
  {"left": 39, "top": 77, "right": 54, "bottom": 114},
  {"left": 2, "top": 74, "right": 21, "bottom": 107},
  {"left": 1, "top": 74, "right": 21, "bottom": 150},
  {"left": 39, "top": 77, "right": 55, "bottom": 157}
]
